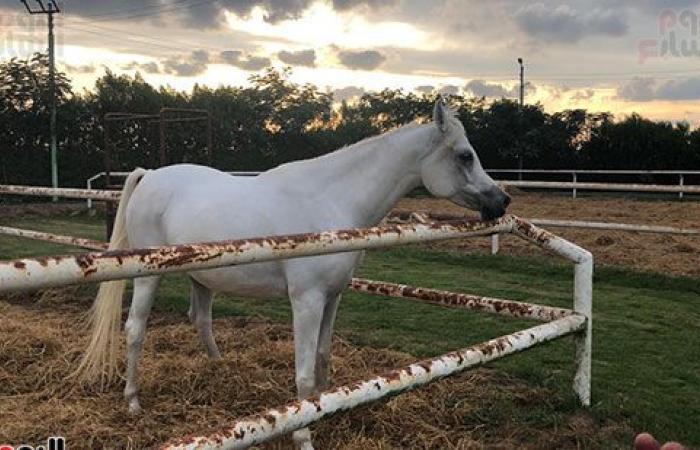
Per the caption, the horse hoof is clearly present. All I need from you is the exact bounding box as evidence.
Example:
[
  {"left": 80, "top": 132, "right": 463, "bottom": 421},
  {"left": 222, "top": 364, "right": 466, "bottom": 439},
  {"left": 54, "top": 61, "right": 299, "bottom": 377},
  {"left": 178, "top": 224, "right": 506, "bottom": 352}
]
[
  {"left": 292, "top": 428, "right": 314, "bottom": 450},
  {"left": 128, "top": 399, "right": 143, "bottom": 415}
]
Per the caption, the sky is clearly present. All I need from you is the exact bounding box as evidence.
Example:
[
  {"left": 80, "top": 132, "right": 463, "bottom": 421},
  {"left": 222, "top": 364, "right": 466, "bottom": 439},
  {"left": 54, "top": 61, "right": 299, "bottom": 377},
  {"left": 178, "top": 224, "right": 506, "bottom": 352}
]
[{"left": 2, "top": 0, "right": 700, "bottom": 124}]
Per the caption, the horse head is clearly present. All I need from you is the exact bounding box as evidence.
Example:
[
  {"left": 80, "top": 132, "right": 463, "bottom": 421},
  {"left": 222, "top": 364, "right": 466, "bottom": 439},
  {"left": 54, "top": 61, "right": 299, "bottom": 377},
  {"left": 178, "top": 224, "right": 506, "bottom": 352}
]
[{"left": 420, "top": 99, "right": 511, "bottom": 220}]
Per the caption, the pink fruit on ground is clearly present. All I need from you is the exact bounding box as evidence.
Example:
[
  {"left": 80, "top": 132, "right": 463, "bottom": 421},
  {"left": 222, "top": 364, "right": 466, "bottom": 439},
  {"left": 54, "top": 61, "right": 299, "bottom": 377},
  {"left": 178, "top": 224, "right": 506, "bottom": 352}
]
[
  {"left": 660, "top": 443, "right": 685, "bottom": 450},
  {"left": 635, "top": 433, "right": 661, "bottom": 450}
]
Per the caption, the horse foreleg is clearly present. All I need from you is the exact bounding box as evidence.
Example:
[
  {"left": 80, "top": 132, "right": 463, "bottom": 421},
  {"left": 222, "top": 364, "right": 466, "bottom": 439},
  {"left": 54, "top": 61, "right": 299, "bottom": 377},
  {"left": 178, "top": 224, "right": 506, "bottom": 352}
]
[
  {"left": 290, "top": 289, "right": 326, "bottom": 450},
  {"left": 315, "top": 293, "right": 342, "bottom": 391},
  {"left": 124, "top": 275, "right": 161, "bottom": 414},
  {"left": 189, "top": 277, "right": 220, "bottom": 358}
]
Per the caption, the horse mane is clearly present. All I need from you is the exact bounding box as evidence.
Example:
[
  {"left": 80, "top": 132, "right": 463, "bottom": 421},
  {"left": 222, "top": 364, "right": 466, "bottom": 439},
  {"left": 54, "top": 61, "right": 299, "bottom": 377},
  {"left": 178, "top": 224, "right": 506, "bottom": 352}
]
[
  {"left": 343, "top": 121, "right": 425, "bottom": 150},
  {"left": 265, "top": 107, "right": 461, "bottom": 176}
]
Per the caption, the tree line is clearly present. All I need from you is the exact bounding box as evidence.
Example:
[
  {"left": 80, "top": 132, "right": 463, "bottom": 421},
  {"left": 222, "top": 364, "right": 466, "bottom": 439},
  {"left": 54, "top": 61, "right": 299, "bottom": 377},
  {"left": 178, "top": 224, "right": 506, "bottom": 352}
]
[{"left": 1, "top": 53, "right": 699, "bottom": 188}]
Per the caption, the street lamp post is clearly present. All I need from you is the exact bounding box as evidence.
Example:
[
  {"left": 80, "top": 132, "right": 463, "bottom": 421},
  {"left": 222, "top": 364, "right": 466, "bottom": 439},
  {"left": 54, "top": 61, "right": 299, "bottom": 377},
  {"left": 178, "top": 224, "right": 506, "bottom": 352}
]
[
  {"left": 517, "top": 57, "right": 524, "bottom": 180},
  {"left": 20, "top": 0, "right": 60, "bottom": 200}
]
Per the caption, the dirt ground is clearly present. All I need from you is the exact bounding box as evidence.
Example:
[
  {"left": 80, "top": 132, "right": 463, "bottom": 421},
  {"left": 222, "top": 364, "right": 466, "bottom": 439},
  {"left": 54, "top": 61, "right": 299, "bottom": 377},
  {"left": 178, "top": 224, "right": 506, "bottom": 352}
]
[
  {"left": 1, "top": 193, "right": 698, "bottom": 277},
  {"left": 0, "top": 288, "right": 629, "bottom": 450},
  {"left": 0, "top": 201, "right": 87, "bottom": 219},
  {"left": 397, "top": 192, "right": 700, "bottom": 278}
]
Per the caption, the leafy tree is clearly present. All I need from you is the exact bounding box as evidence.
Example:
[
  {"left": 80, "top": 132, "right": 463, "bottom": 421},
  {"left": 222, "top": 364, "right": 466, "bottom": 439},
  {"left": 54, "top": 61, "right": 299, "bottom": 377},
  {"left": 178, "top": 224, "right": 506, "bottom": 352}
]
[
  {"left": 1, "top": 58, "right": 699, "bottom": 189},
  {"left": 0, "top": 53, "right": 71, "bottom": 185}
]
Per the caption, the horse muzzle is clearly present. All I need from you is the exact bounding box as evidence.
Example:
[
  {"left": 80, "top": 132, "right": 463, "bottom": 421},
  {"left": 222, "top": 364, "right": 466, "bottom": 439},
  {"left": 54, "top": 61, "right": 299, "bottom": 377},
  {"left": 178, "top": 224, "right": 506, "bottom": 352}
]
[{"left": 479, "top": 186, "right": 511, "bottom": 221}]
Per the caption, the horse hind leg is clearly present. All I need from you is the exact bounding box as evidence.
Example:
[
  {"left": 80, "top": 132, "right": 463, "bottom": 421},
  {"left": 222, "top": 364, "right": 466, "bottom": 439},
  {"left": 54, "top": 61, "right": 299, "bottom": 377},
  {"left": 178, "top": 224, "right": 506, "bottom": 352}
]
[
  {"left": 290, "top": 288, "right": 327, "bottom": 450},
  {"left": 189, "top": 277, "right": 221, "bottom": 359},
  {"left": 315, "top": 293, "right": 342, "bottom": 391},
  {"left": 124, "top": 275, "right": 161, "bottom": 414}
]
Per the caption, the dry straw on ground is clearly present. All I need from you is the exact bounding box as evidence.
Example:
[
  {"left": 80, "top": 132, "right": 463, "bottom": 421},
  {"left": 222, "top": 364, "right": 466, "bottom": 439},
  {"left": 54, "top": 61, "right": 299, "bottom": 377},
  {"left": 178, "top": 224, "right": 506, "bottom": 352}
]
[
  {"left": 398, "top": 193, "right": 700, "bottom": 278},
  {"left": 0, "top": 287, "right": 629, "bottom": 450}
]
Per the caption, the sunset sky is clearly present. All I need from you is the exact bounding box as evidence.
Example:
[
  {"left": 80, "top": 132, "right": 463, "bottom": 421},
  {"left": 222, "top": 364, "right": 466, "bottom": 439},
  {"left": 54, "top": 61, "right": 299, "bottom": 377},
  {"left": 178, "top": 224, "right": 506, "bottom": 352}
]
[{"left": 2, "top": 0, "right": 700, "bottom": 124}]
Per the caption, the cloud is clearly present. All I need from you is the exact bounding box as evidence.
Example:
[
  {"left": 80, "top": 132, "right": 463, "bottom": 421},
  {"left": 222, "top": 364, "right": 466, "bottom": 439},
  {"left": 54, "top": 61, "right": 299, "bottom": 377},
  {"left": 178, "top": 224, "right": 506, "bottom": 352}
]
[
  {"left": 239, "top": 56, "right": 272, "bottom": 71},
  {"left": 219, "top": 50, "right": 271, "bottom": 71},
  {"left": 437, "top": 85, "right": 460, "bottom": 95},
  {"left": 619, "top": 77, "right": 700, "bottom": 101},
  {"left": 332, "top": 86, "right": 365, "bottom": 101},
  {"left": 156, "top": 48, "right": 271, "bottom": 77},
  {"left": 162, "top": 50, "right": 210, "bottom": 77},
  {"left": 415, "top": 85, "right": 435, "bottom": 94},
  {"left": 514, "top": 3, "right": 628, "bottom": 43},
  {"left": 62, "top": 63, "right": 97, "bottom": 74},
  {"left": 278, "top": 49, "right": 316, "bottom": 67},
  {"left": 186, "top": 0, "right": 312, "bottom": 26},
  {"left": 331, "top": 0, "right": 394, "bottom": 11},
  {"left": 219, "top": 50, "right": 244, "bottom": 65},
  {"left": 464, "top": 80, "right": 517, "bottom": 98},
  {"left": 121, "top": 61, "right": 161, "bottom": 74},
  {"left": 182, "top": 0, "right": 393, "bottom": 27},
  {"left": 0, "top": 0, "right": 392, "bottom": 29},
  {"left": 571, "top": 89, "right": 596, "bottom": 101},
  {"left": 337, "top": 49, "right": 386, "bottom": 70},
  {"left": 608, "top": 0, "right": 700, "bottom": 15}
]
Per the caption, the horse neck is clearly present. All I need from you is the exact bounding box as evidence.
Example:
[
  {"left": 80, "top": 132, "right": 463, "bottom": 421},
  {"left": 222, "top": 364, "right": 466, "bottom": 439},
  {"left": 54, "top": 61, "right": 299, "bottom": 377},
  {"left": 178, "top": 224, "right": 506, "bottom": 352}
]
[{"left": 309, "top": 124, "right": 433, "bottom": 227}]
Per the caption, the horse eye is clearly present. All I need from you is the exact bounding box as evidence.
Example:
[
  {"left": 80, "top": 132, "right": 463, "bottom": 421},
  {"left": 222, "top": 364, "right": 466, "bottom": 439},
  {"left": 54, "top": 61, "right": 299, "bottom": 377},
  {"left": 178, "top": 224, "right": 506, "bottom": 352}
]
[{"left": 458, "top": 152, "right": 474, "bottom": 164}]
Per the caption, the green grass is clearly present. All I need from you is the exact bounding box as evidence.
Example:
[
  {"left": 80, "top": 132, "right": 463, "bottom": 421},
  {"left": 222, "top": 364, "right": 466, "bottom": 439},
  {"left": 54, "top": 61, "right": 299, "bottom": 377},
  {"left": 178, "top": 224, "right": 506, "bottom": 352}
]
[{"left": 1, "top": 215, "right": 698, "bottom": 447}]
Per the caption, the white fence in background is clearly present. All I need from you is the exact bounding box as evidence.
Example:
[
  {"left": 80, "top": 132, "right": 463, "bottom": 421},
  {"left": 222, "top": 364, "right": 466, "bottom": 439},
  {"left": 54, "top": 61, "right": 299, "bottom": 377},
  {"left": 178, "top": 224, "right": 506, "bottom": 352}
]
[
  {"left": 85, "top": 169, "right": 700, "bottom": 205},
  {"left": 489, "top": 169, "right": 700, "bottom": 199},
  {"left": 388, "top": 210, "right": 699, "bottom": 256},
  {"left": 0, "top": 184, "right": 592, "bottom": 450}
]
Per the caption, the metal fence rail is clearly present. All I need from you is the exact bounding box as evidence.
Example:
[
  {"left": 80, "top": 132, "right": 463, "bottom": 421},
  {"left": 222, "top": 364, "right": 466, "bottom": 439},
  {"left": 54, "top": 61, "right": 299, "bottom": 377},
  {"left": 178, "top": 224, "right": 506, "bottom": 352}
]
[
  {"left": 502, "top": 180, "right": 700, "bottom": 195},
  {"left": 489, "top": 169, "right": 700, "bottom": 199},
  {"left": 389, "top": 210, "right": 700, "bottom": 235},
  {"left": 82, "top": 169, "right": 700, "bottom": 205},
  {"left": 0, "top": 226, "right": 108, "bottom": 250},
  {"left": 490, "top": 169, "right": 700, "bottom": 175},
  {"left": 0, "top": 213, "right": 592, "bottom": 449},
  {"left": 162, "top": 314, "right": 586, "bottom": 450},
  {"left": 387, "top": 210, "right": 699, "bottom": 256},
  {"left": 0, "top": 184, "right": 120, "bottom": 201}
]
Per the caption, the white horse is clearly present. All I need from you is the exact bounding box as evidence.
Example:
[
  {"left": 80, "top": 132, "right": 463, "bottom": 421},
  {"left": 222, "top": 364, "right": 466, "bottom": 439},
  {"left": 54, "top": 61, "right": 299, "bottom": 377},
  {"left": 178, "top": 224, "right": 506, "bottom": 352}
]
[{"left": 77, "top": 100, "right": 510, "bottom": 449}]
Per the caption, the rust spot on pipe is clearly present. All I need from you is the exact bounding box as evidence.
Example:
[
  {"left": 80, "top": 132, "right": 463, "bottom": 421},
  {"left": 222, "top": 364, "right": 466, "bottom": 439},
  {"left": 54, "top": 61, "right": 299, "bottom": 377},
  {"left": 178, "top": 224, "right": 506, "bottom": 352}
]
[
  {"left": 417, "top": 361, "right": 432, "bottom": 372},
  {"left": 36, "top": 257, "right": 49, "bottom": 267},
  {"left": 13, "top": 261, "right": 26, "bottom": 270},
  {"left": 349, "top": 278, "right": 573, "bottom": 322}
]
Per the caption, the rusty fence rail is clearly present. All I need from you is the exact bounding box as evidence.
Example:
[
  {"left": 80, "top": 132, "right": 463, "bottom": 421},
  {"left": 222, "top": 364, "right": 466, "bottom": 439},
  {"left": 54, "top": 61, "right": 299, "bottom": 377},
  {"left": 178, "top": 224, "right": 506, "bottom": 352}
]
[
  {"left": 0, "top": 214, "right": 593, "bottom": 449},
  {"left": 0, "top": 226, "right": 107, "bottom": 251},
  {"left": 0, "top": 184, "right": 120, "bottom": 201},
  {"left": 162, "top": 314, "right": 586, "bottom": 450},
  {"left": 388, "top": 210, "right": 699, "bottom": 256}
]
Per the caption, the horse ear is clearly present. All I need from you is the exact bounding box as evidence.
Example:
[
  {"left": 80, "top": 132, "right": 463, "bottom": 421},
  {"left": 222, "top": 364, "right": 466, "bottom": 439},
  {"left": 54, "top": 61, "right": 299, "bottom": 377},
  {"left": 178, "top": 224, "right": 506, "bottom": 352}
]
[{"left": 433, "top": 98, "right": 448, "bottom": 132}]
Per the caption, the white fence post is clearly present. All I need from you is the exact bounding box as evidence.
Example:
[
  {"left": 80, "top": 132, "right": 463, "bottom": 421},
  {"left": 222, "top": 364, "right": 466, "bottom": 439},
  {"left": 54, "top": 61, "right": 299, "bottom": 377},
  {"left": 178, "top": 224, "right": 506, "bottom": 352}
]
[
  {"left": 85, "top": 172, "right": 106, "bottom": 210},
  {"left": 679, "top": 174, "right": 684, "bottom": 200},
  {"left": 573, "top": 255, "right": 593, "bottom": 406},
  {"left": 86, "top": 178, "right": 92, "bottom": 210},
  {"left": 490, "top": 234, "right": 500, "bottom": 255},
  {"left": 572, "top": 172, "right": 577, "bottom": 199}
]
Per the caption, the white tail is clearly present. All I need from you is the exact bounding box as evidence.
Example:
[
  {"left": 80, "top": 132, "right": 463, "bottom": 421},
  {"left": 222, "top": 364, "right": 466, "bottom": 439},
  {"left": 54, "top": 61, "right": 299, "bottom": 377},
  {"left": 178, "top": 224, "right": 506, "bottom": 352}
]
[{"left": 74, "top": 168, "right": 148, "bottom": 386}]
